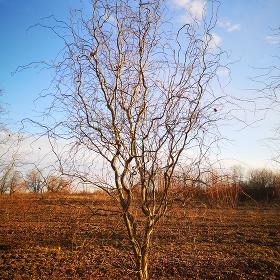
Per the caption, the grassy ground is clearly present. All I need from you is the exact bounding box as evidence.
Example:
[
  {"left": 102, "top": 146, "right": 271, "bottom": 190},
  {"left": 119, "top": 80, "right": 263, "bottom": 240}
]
[{"left": 0, "top": 194, "right": 279, "bottom": 279}]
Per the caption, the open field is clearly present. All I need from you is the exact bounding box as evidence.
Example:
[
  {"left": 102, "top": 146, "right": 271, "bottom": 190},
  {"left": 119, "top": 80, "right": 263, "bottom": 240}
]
[{"left": 0, "top": 194, "right": 279, "bottom": 279}]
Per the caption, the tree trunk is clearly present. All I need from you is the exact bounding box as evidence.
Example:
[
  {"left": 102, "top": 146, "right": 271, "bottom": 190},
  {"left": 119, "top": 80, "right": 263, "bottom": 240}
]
[
  {"left": 123, "top": 210, "right": 154, "bottom": 280},
  {"left": 135, "top": 224, "right": 153, "bottom": 280},
  {"left": 136, "top": 250, "right": 149, "bottom": 280}
]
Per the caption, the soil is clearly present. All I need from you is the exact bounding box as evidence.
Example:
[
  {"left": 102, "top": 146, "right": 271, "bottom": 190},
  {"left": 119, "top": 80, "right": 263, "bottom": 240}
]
[{"left": 0, "top": 194, "right": 279, "bottom": 279}]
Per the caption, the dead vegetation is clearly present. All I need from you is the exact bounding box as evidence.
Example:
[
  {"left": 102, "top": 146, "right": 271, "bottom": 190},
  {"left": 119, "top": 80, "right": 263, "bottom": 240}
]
[{"left": 0, "top": 194, "right": 279, "bottom": 279}]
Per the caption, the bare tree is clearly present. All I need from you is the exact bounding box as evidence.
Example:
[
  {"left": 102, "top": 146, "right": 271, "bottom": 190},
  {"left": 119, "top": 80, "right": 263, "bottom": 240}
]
[
  {"left": 45, "top": 174, "right": 72, "bottom": 193},
  {"left": 0, "top": 157, "right": 22, "bottom": 195},
  {"left": 25, "top": 169, "right": 45, "bottom": 193},
  {"left": 8, "top": 170, "right": 23, "bottom": 195},
  {"left": 245, "top": 168, "right": 280, "bottom": 201},
  {"left": 0, "top": 163, "right": 13, "bottom": 194},
  {"left": 27, "top": 1, "right": 229, "bottom": 278}
]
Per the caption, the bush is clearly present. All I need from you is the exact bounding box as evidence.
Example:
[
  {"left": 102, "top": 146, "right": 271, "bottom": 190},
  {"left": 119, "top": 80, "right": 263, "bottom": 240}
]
[{"left": 240, "top": 169, "right": 280, "bottom": 202}]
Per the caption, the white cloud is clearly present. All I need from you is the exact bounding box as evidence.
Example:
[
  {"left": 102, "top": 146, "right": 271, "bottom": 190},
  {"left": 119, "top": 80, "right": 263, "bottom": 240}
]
[
  {"left": 0, "top": 132, "right": 59, "bottom": 173},
  {"left": 265, "top": 35, "right": 280, "bottom": 45},
  {"left": 108, "top": 15, "right": 116, "bottom": 24},
  {"left": 173, "top": 0, "right": 206, "bottom": 23},
  {"left": 218, "top": 19, "right": 241, "bottom": 32},
  {"left": 1, "top": 131, "right": 106, "bottom": 180},
  {"left": 173, "top": 0, "right": 189, "bottom": 8},
  {"left": 227, "top": 24, "right": 241, "bottom": 32},
  {"left": 208, "top": 33, "right": 222, "bottom": 49},
  {"left": 217, "top": 67, "right": 230, "bottom": 78}
]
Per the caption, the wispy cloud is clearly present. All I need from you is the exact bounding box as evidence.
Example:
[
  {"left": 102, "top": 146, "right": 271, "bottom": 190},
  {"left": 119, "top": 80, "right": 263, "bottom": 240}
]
[
  {"left": 265, "top": 35, "right": 280, "bottom": 45},
  {"left": 217, "top": 67, "right": 230, "bottom": 78},
  {"left": 172, "top": 0, "right": 206, "bottom": 23},
  {"left": 208, "top": 33, "right": 222, "bottom": 49},
  {"left": 218, "top": 19, "right": 241, "bottom": 32}
]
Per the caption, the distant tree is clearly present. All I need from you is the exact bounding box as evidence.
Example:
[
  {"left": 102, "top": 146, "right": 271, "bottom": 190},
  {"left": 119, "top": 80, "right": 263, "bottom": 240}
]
[
  {"left": 249, "top": 169, "right": 274, "bottom": 188},
  {"left": 231, "top": 165, "right": 243, "bottom": 185},
  {"left": 9, "top": 170, "right": 23, "bottom": 195},
  {"left": 25, "top": 170, "right": 45, "bottom": 193},
  {"left": 46, "top": 175, "right": 72, "bottom": 193},
  {"left": 245, "top": 168, "right": 280, "bottom": 201},
  {"left": 0, "top": 164, "right": 13, "bottom": 194},
  {"left": 0, "top": 158, "right": 22, "bottom": 195}
]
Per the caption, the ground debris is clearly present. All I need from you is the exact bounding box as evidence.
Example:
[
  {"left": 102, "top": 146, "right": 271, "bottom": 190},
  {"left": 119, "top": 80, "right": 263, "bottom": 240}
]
[{"left": 0, "top": 195, "right": 279, "bottom": 279}]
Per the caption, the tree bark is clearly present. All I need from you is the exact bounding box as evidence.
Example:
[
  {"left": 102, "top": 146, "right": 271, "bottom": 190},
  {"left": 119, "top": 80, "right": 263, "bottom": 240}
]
[
  {"left": 136, "top": 248, "right": 149, "bottom": 280},
  {"left": 135, "top": 222, "right": 153, "bottom": 280}
]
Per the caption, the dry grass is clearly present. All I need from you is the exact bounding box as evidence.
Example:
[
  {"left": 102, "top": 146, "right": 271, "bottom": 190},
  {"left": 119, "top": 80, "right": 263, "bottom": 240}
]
[{"left": 0, "top": 194, "right": 279, "bottom": 279}]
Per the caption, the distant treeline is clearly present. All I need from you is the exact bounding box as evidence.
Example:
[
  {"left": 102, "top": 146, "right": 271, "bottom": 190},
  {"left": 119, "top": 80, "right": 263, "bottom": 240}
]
[
  {"left": 0, "top": 168, "right": 72, "bottom": 195},
  {"left": 0, "top": 164, "right": 279, "bottom": 206},
  {"left": 239, "top": 169, "right": 280, "bottom": 202},
  {"left": 171, "top": 168, "right": 280, "bottom": 207}
]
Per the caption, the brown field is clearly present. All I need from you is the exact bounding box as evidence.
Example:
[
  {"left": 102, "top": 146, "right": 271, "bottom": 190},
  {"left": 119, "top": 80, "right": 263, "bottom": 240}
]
[{"left": 0, "top": 194, "right": 279, "bottom": 280}]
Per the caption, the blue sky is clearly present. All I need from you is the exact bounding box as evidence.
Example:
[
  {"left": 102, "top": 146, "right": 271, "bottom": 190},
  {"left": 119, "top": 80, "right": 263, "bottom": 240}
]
[{"left": 0, "top": 0, "right": 280, "bottom": 170}]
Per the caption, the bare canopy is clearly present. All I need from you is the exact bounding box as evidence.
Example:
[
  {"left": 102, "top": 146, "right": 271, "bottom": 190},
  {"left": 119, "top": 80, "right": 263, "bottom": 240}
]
[{"left": 29, "top": 0, "right": 227, "bottom": 279}]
